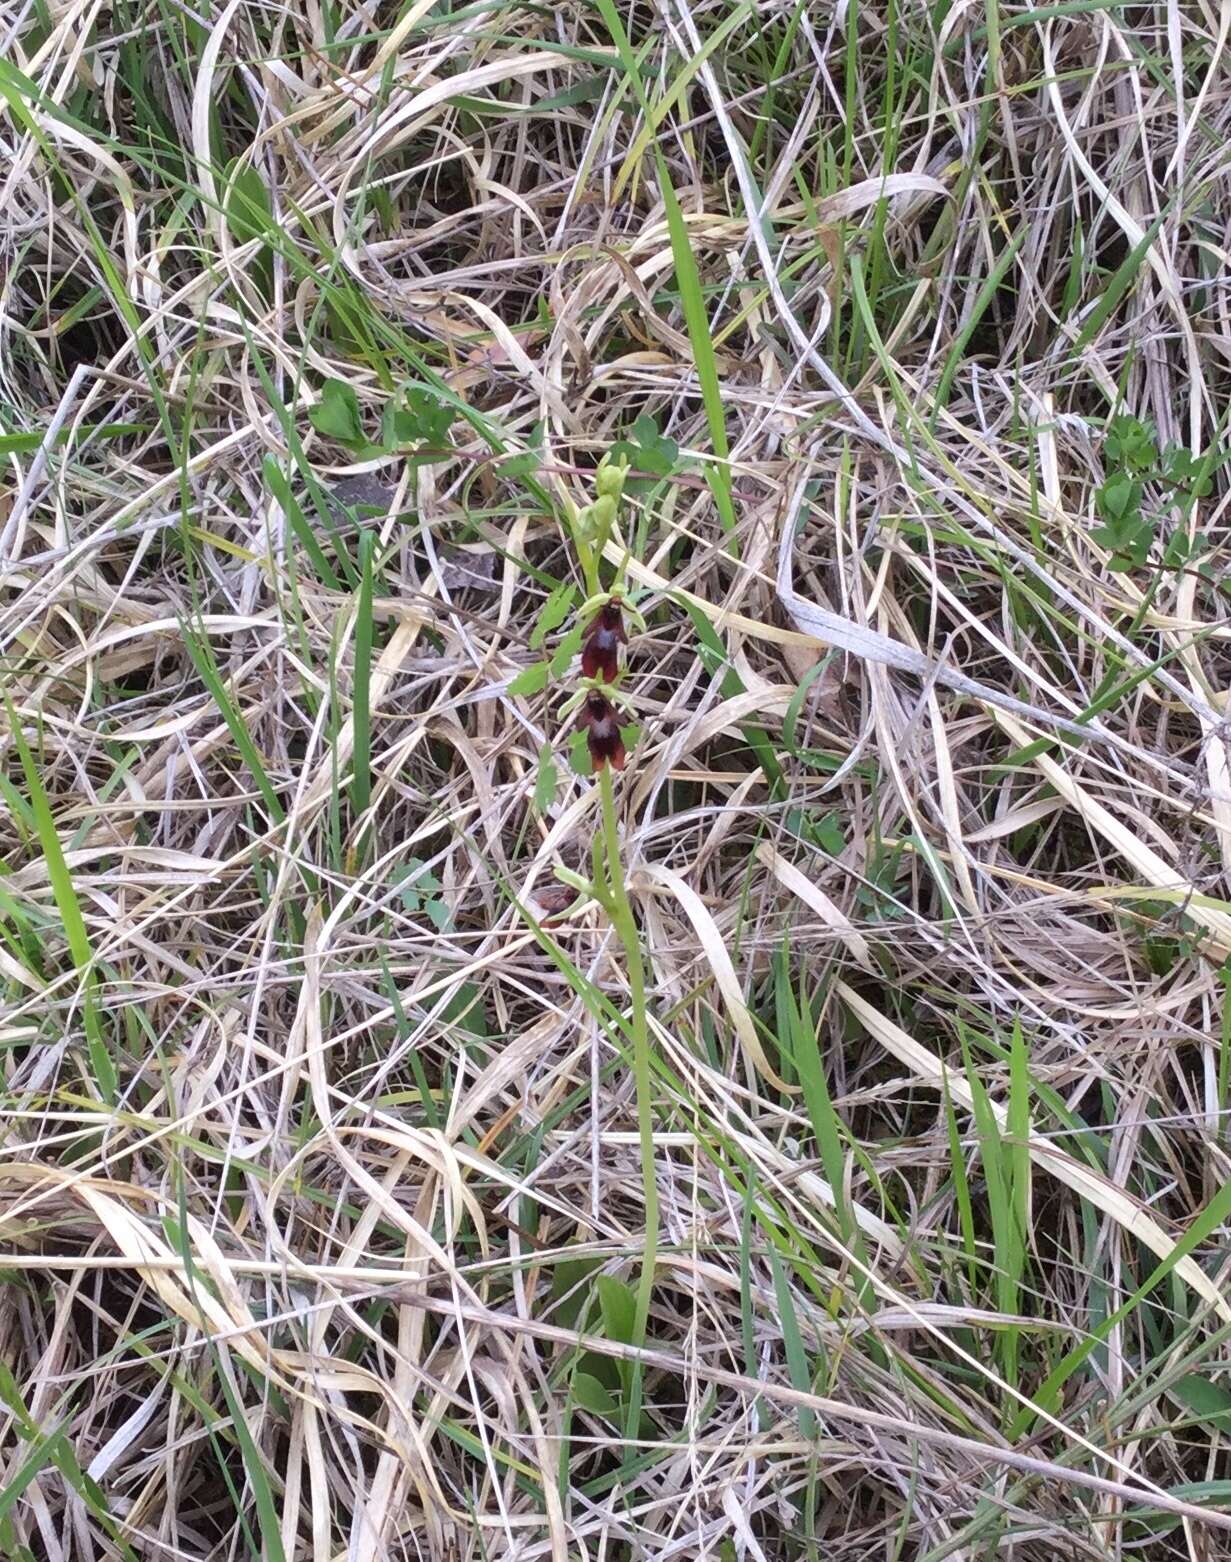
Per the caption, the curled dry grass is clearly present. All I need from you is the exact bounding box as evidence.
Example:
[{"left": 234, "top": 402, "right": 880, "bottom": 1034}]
[{"left": 2, "top": 0, "right": 1231, "bottom": 1555}]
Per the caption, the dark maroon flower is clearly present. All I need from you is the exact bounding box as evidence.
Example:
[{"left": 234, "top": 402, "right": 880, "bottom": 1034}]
[
  {"left": 578, "top": 689, "right": 626, "bottom": 771},
  {"left": 581, "top": 601, "right": 626, "bottom": 684},
  {"left": 535, "top": 884, "right": 579, "bottom": 926}
]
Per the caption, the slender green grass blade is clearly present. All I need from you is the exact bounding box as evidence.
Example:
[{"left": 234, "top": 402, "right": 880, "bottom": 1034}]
[
  {"left": 770, "top": 1251, "right": 817, "bottom": 1438},
  {"left": 5, "top": 696, "right": 115, "bottom": 1103},
  {"left": 350, "top": 528, "right": 375, "bottom": 837},
  {"left": 656, "top": 164, "right": 737, "bottom": 542},
  {"left": 181, "top": 624, "right": 285, "bottom": 824}
]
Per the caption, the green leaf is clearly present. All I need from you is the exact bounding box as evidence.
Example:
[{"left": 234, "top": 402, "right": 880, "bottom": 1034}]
[
  {"left": 499, "top": 419, "right": 544, "bottom": 479},
  {"left": 7, "top": 697, "right": 115, "bottom": 1103},
  {"left": 769, "top": 1251, "right": 816, "bottom": 1438},
  {"left": 597, "top": 1274, "right": 637, "bottom": 1343},
  {"left": 1105, "top": 414, "right": 1157, "bottom": 473},
  {"left": 530, "top": 581, "right": 576, "bottom": 651},
  {"left": 551, "top": 1256, "right": 606, "bottom": 1328},
  {"left": 393, "top": 858, "right": 441, "bottom": 911},
  {"left": 509, "top": 661, "right": 550, "bottom": 697},
  {"left": 536, "top": 76, "right": 609, "bottom": 112},
  {"left": 1009, "top": 1168, "right": 1231, "bottom": 1440},
  {"left": 611, "top": 413, "right": 679, "bottom": 479},
  {"left": 380, "top": 387, "right": 454, "bottom": 452},
  {"left": 572, "top": 1371, "right": 620, "bottom": 1419},
  {"left": 224, "top": 160, "right": 273, "bottom": 245},
  {"left": 350, "top": 529, "right": 374, "bottom": 827},
  {"left": 532, "top": 742, "right": 558, "bottom": 814},
  {"left": 673, "top": 590, "right": 786, "bottom": 794},
  {"left": 1093, "top": 470, "right": 1152, "bottom": 567},
  {"left": 1169, "top": 1375, "right": 1231, "bottom": 1434},
  {"left": 811, "top": 810, "right": 846, "bottom": 856},
  {"left": 1163, "top": 446, "right": 1215, "bottom": 497},
  {"left": 1163, "top": 529, "right": 1207, "bottom": 569},
  {"left": 1066, "top": 208, "right": 1170, "bottom": 360},
  {"left": 198, "top": 1343, "right": 286, "bottom": 1562},
  {"left": 310, "top": 378, "right": 366, "bottom": 449},
  {"left": 0, "top": 421, "right": 145, "bottom": 456},
  {"left": 786, "top": 958, "right": 850, "bottom": 1229},
  {"left": 425, "top": 897, "right": 451, "bottom": 932},
  {"left": 782, "top": 656, "right": 838, "bottom": 757},
  {"left": 568, "top": 728, "right": 593, "bottom": 776},
  {"left": 656, "top": 157, "right": 737, "bottom": 541},
  {"left": 549, "top": 623, "right": 585, "bottom": 678},
  {"left": 181, "top": 624, "right": 284, "bottom": 823},
  {"left": 263, "top": 456, "right": 342, "bottom": 590},
  {"left": 1093, "top": 514, "right": 1152, "bottom": 569},
  {"left": 500, "top": 450, "right": 541, "bottom": 480},
  {"left": 1097, "top": 471, "right": 1140, "bottom": 521},
  {"left": 1003, "top": 1017, "right": 1031, "bottom": 1389},
  {"left": 379, "top": 405, "right": 415, "bottom": 448},
  {"left": 438, "top": 980, "right": 488, "bottom": 1039}
]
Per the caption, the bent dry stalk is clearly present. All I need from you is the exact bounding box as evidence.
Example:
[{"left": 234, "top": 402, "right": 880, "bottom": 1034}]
[{"left": 556, "top": 456, "right": 657, "bottom": 1434}]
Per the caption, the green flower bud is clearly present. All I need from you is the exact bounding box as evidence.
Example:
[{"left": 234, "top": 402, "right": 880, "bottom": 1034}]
[
  {"left": 589, "top": 493, "right": 617, "bottom": 530},
  {"left": 595, "top": 460, "right": 626, "bottom": 502}
]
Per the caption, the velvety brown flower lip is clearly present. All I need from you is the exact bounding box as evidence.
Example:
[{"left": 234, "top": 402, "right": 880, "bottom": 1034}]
[
  {"left": 581, "top": 601, "right": 626, "bottom": 684},
  {"left": 535, "top": 883, "right": 579, "bottom": 926},
  {"left": 579, "top": 689, "right": 626, "bottom": 771}
]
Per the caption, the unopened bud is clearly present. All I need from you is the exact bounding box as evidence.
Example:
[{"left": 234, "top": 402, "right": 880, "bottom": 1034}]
[
  {"left": 595, "top": 460, "right": 626, "bottom": 502},
  {"left": 588, "top": 493, "right": 617, "bottom": 531}
]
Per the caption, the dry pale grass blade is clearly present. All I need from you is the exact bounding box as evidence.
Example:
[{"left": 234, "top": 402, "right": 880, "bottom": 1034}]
[
  {"left": 994, "top": 709, "right": 1231, "bottom": 958},
  {"left": 262, "top": 1283, "right": 1231, "bottom": 1535},
  {"left": 755, "top": 843, "right": 875, "bottom": 973},
  {"left": 638, "top": 862, "right": 792, "bottom": 1092}
]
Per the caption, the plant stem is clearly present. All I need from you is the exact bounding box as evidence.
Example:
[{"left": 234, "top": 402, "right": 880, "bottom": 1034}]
[{"left": 599, "top": 760, "right": 656, "bottom": 1435}]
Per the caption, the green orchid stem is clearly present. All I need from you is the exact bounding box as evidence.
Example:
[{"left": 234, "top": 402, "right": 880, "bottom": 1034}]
[
  {"left": 577, "top": 534, "right": 599, "bottom": 600},
  {"left": 599, "top": 760, "right": 657, "bottom": 1437},
  {"left": 578, "top": 516, "right": 617, "bottom": 600}
]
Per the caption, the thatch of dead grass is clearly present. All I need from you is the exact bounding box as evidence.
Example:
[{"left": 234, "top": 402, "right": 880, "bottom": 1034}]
[{"left": 3, "top": 0, "right": 1231, "bottom": 1556}]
